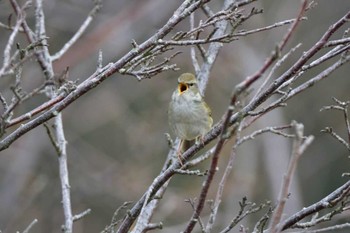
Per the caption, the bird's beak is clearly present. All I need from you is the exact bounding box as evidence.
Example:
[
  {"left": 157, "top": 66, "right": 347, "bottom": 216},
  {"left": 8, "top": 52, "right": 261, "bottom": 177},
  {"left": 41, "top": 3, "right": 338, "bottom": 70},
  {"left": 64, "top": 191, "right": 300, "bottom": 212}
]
[{"left": 178, "top": 83, "right": 188, "bottom": 94}]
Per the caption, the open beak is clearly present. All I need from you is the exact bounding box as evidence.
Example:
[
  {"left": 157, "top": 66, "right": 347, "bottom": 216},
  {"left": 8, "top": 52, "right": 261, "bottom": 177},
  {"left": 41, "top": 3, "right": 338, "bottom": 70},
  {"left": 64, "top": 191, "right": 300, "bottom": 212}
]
[{"left": 178, "top": 83, "right": 188, "bottom": 94}]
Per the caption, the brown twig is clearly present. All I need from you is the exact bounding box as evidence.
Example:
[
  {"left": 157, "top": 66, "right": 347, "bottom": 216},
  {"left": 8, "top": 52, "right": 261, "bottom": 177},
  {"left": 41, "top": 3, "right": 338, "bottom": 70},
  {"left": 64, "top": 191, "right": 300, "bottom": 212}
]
[
  {"left": 5, "top": 93, "right": 66, "bottom": 127},
  {"left": 269, "top": 121, "right": 314, "bottom": 233}
]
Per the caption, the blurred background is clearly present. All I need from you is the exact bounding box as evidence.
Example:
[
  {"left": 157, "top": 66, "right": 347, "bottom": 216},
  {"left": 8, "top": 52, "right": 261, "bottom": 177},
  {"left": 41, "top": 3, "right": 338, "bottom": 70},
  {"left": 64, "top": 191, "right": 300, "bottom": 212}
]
[{"left": 0, "top": 0, "right": 349, "bottom": 232}]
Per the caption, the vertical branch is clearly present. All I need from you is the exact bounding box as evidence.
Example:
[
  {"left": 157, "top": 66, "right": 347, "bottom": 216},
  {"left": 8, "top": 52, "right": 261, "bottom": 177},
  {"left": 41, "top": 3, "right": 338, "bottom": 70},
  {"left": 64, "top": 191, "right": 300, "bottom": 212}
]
[
  {"left": 269, "top": 121, "right": 314, "bottom": 233},
  {"left": 190, "top": 13, "right": 200, "bottom": 74},
  {"left": 197, "top": 0, "right": 236, "bottom": 95},
  {"left": 341, "top": 100, "right": 350, "bottom": 143},
  {"left": 0, "top": 2, "right": 27, "bottom": 77},
  {"left": 34, "top": 0, "right": 54, "bottom": 94},
  {"left": 130, "top": 144, "right": 175, "bottom": 233},
  {"left": 55, "top": 114, "right": 73, "bottom": 233},
  {"left": 34, "top": 0, "right": 73, "bottom": 232},
  {"left": 205, "top": 128, "right": 240, "bottom": 232}
]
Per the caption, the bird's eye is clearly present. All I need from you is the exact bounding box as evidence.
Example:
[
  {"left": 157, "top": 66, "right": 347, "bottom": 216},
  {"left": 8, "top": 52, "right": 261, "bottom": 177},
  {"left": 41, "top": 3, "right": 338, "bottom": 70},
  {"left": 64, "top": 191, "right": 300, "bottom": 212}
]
[{"left": 188, "top": 83, "right": 194, "bottom": 87}]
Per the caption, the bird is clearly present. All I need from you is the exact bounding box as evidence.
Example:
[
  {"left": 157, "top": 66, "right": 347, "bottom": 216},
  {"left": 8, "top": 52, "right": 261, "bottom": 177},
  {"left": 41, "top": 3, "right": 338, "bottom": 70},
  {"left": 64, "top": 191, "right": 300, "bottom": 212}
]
[{"left": 168, "top": 73, "right": 213, "bottom": 165}]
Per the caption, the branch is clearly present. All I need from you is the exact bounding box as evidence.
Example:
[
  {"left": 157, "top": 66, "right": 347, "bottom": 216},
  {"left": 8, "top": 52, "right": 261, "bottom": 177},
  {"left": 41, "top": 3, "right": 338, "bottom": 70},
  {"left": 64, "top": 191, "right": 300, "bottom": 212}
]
[
  {"left": 219, "top": 198, "right": 272, "bottom": 233},
  {"left": 22, "top": 219, "right": 38, "bottom": 233},
  {"left": 233, "top": 17, "right": 307, "bottom": 37},
  {"left": 269, "top": 121, "right": 314, "bottom": 233},
  {"left": 240, "top": 9, "right": 350, "bottom": 128},
  {"left": 51, "top": 0, "right": 102, "bottom": 61},
  {"left": 0, "top": 2, "right": 27, "bottom": 78},
  {"left": 284, "top": 54, "right": 350, "bottom": 103},
  {"left": 55, "top": 113, "right": 73, "bottom": 233},
  {"left": 101, "top": 202, "right": 132, "bottom": 233},
  {"left": 33, "top": 1, "right": 74, "bottom": 232},
  {"left": 205, "top": 131, "right": 240, "bottom": 232},
  {"left": 279, "top": 179, "right": 350, "bottom": 230},
  {"left": 232, "top": 0, "right": 308, "bottom": 111}
]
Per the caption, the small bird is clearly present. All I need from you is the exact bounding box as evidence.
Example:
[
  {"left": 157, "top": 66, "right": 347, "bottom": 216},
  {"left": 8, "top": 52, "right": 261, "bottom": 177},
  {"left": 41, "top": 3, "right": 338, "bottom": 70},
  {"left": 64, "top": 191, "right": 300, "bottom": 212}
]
[{"left": 168, "top": 73, "right": 213, "bottom": 164}]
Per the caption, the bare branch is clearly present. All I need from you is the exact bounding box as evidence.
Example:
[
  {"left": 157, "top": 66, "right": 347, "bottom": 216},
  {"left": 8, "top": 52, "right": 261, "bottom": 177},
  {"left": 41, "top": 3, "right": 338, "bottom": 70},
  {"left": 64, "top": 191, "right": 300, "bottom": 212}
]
[
  {"left": 269, "top": 121, "right": 314, "bottom": 233},
  {"left": 219, "top": 198, "right": 272, "bottom": 233},
  {"left": 190, "top": 13, "right": 201, "bottom": 74},
  {"left": 205, "top": 132, "right": 239, "bottom": 232},
  {"left": 22, "top": 219, "right": 38, "bottom": 233},
  {"left": 101, "top": 202, "right": 133, "bottom": 233},
  {"left": 144, "top": 222, "right": 163, "bottom": 231},
  {"left": 324, "top": 37, "right": 350, "bottom": 47},
  {"left": 298, "top": 223, "right": 350, "bottom": 233},
  {"left": 0, "top": 1, "right": 28, "bottom": 77},
  {"left": 321, "top": 97, "right": 350, "bottom": 146},
  {"left": 321, "top": 127, "right": 350, "bottom": 151},
  {"left": 285, "top": 55, "right": 350, "bottom": 104},
  {"left": 233, "top": 17, "right": 307, "bottom": 37},
  {"left": 175, "top": 168, "right": 208, "bottom": 176},
  {"left": 280, "top": 180, "right": 350, "bottom": 230},
  {"left": 237, "top": 125, "right": 294, "bottom": 146},
  {"left": 72, "top": 209, "right": 92, "bottom": 222},
  {"left": 253, "top": 43, "right": 302, "bottom": 99},
  {"left": 51, "top": 0, "right": 102, "bottom": 61}
]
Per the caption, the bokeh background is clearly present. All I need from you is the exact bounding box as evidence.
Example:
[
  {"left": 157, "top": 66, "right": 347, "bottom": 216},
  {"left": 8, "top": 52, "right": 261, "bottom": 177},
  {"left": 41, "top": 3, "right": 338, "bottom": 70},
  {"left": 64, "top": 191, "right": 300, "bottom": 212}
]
[{"left": 0, "top": 0, "right": 349, "bottom": 232}]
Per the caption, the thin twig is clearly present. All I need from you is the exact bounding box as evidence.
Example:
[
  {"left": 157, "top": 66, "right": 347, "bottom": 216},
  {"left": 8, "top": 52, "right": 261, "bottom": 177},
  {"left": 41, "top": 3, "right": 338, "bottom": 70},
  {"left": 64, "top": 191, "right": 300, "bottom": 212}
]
[
  {"left": 0, "top": 1, "right": 27, "bottom": 77},
  {"left": 101, "top": 202, "right": 133, "bottom": 233},
  {"left": 51, "top": 0, "right": 102, "bottom": 61},
  {"left": 233, "top": 17, "right": 307, "bottom": 37},
  {"left": 219, "top": 198, "right": 272, "bottom": 233},
  {"left": 269, "top": 121, "right": 314, "bottom": 233},
  {"left": 253, "top": 43, "right": 302, "bottom": 99},
  {"left": 205, "top": 127, "right": 240, "bottom": 232},
  {"left": 22, "top": 219, "right": 38, "bottom": 233},
  {"left": 72, "top": 209, "right": 92, "bottom": 222},
  {"left": 284, "top": 55, "right": 350, "bottom": 102}
]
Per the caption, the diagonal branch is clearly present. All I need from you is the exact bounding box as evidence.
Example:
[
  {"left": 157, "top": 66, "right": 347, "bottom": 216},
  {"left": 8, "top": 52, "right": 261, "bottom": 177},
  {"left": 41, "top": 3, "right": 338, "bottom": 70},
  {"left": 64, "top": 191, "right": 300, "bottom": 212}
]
[{"left": 279, "top": 179, "right": 350, "bottom": 231}]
